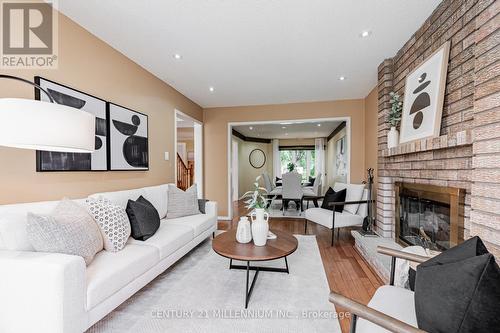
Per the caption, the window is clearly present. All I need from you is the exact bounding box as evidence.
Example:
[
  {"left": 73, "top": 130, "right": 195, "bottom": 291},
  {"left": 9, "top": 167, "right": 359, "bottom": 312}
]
[{"left": 279, "top": 147, "right": 315, "bottom": 181}]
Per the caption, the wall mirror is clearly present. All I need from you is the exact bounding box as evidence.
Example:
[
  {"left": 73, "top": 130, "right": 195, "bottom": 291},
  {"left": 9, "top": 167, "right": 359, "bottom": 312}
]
[{"left": 249, "top": 149, "right": 266, "bottom": 169}]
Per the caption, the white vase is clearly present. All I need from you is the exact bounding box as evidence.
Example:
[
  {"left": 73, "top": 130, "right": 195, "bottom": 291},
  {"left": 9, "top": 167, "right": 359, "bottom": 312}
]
[
  {"left": 236, "top": 216, "right": 252, "bottom": 243},
  {"left": 387, "top": 126, "right": 399, "bottom": 148},
  {"left": 250, "top": 208, "right": 269, "bottom": 246}
]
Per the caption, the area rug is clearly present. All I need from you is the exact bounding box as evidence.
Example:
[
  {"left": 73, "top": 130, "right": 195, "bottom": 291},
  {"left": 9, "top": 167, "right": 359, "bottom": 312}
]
[
  {"left": 87, "top": 235, "right": 342, "bottom": 333},
  {"left": 266, "top": 199, "right": 323, "bottom": 218}
]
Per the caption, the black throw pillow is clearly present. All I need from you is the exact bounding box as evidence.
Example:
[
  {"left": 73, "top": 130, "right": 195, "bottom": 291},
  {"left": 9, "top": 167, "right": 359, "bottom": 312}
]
[
  {"left": 126, "top": 196, "right": 160, "bottom": 241},
  {"left": 415, "top": 236, "right": 500, "bottom": 333},
  {"left": 321, "top": 187, "right": 346, "bottom": 212},
  {"left": 198, "top": 199, "right": 209, "bottom": 214},
  {"left": 275, "top": 177, "right": 282, "bottom": 187},
  {"left": 308, "top": 176, "right": 316, "bottom": 187}
]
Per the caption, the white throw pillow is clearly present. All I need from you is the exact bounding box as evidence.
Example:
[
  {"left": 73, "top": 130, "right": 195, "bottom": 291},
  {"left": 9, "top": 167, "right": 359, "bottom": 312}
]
[
  {"left": 86, "top": 197, "right": 131, "bottom": 252},
  {"left": 333, "top": 183, "right": 365, "bottom": 215},
  {"left": 166, "top": 184, "right": 200, "bottom": 219},
  {"left": 26, "top": 199, "right": 103, "bottom": 265}
]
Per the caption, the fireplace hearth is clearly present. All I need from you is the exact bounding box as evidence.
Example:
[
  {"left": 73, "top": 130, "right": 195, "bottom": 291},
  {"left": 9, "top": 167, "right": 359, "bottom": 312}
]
[{"left": 395, "top": 182, "right": 465, "bottom": 251}]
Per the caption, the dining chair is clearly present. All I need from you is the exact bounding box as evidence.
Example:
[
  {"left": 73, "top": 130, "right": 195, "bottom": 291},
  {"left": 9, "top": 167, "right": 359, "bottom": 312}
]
[
  {"left": 262, "top": 172, "right": 281, "bottom": 208},
  {"left": 281, "top": 171, "right": 303, "bottom": 214},
  {"left": 302, "top": 173, "right": 322, "bottom": 208}
]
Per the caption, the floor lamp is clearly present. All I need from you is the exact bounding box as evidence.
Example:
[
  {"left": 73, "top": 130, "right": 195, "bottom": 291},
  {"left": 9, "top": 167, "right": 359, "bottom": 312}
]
[{"left": 0, "top": 75, "right": 95, "bottom": 152}]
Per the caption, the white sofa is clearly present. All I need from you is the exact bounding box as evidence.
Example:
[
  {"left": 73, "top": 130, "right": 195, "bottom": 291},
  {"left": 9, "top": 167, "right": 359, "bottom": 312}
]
[{"left": 0, "top": 183, "right": 217, "bottom": 333}]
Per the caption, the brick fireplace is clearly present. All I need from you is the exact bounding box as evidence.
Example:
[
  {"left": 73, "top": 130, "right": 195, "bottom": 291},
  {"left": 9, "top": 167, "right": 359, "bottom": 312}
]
[{"left": 376, "top": 0, "right": 500, "bottom": 257}]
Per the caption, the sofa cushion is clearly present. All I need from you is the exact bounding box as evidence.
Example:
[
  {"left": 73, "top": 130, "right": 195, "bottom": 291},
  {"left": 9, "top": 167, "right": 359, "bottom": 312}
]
[
  {"left": 0, "top": 199, "right": 86, "bottom": 251},
  {"left": 88, "top": 188, "right": 145, "bottom": 209},
  {"left": 86, "top": 244, "right": 159, "bottom": 310},
  {"left": 142, "top": 184, "right": 170, "bottom": 219},
  {"left": 333, "top": 182, "right": 365, "bottom": 215},
  {"left": 128, "top": 221, "right": 193, "bottom": 259},
  {"left": 26, "top": 199, "right": 103, "bottom": 265},
  {"left": 305, "top": 208, "right": 363, "bottom": 229},
  {"left": 356, "top": 285, "right": 417, "bottom": 333},
  {"left": 415, "top": 236, "right": 500, "bottom": 333},
  {"left": 126, "top": 196, "right": 160, "bottom": 241},
  {"left": 165, "top": 213, "right": 214, "bottom": 238}
]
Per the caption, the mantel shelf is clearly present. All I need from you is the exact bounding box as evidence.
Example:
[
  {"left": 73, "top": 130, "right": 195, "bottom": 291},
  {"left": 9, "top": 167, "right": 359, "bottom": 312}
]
[{"left": 381, "top": 130, "right": 472, "bottom": 157}]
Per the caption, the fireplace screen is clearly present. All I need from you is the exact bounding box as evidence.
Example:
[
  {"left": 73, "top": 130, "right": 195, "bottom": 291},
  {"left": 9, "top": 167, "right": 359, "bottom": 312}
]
[{"left": 395, "top": 182, "right": 464, "bottom": 251}]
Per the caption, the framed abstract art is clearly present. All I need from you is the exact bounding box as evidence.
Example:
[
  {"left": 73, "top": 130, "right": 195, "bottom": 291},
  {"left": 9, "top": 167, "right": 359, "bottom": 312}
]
[
  {"left": 108, "top": 103, "right": 149, "bottom": 170},
  {"left": 35, "top": 77, "right": 108, "bottom": 171},
  {"left": 399, "top": 42, "right": 450, "bottom": 144}
]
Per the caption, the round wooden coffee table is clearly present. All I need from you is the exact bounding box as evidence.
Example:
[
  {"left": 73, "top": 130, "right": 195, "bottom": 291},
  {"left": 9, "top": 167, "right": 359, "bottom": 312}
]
[{"left": 212, "top": 229, "right": 298, "bottom": 308}]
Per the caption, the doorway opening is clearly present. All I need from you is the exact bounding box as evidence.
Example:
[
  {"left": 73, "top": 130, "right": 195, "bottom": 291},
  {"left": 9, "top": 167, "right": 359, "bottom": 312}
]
[
  {"left": 175, "top": 110, "right": 203, "bottom": 197},
  {"left": 227, "top": 117, "right": 350, "bottom": 220}
]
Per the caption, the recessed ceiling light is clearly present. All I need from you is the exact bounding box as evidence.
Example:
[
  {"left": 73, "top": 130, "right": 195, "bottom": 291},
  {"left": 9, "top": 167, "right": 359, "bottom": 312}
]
[
  {"left": 282, "top": 126, "right": 286, "bottom": 129},
  {"left": 339, "top": 76, "right": 346, "bottom": 81},
  {"left": 173, "top": 53, "right": 182, "bottom": 60},
  {"left": 249, "top": 126, "right": 253, "bottom": 130},
  {"left": 360, "top": 30, "right": 371, "bottom": 38},
  {"left": 317, "top": 124, "right": 321, "bottom": 127},
  {"left": 209, "top": 86, "right": 215, "bottom": 92},
  {"left": 280, "top": 122, "right": 293, "bottom": 125}
]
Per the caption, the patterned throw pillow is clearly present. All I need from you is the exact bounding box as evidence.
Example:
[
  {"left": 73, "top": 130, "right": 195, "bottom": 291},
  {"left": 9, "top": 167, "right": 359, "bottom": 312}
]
[
  {"left": 86, "top": 197, "right": 131, "bottom": 252},
  {"left": 166, "top": 184, "right": 200, "bottom": 219},
  {"left": 26, "top": 199, "right": 103, "bottom": 265}
]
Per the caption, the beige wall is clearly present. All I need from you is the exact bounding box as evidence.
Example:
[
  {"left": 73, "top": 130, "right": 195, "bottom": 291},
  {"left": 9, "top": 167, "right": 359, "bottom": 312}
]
[
  {"left": 235, "top": 137, "right": 273, "bottom": 197},
  {"left": 177, "top": 128, "right": 195, "bottom": 154},
  {"left": 203, "top": 100, "right": 365, "bottom": 217},
  {"left": 364, "top": 87, "right": 378, "bottom": 191},
  {"left": 0, "top": 11, "right": 202, "bottom": 204}
]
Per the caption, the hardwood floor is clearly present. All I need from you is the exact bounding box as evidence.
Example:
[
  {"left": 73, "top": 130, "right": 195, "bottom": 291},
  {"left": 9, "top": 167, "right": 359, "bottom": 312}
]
[{"left": 218, "top": 201, "right": 383, "bottom": 333}]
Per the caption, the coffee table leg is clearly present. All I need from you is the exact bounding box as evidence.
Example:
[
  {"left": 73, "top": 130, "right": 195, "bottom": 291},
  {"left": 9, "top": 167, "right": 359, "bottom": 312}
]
[
  {"left": 285, "top": 256, "right": 289, "bottom": 274},
  {"left": 245, "top": 261, "right": 260, "bottom": 309}
]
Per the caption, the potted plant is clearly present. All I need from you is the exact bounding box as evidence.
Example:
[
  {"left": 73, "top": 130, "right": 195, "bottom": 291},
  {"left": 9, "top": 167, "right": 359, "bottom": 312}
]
[
  {"left": 241, "top": 176, "right": 269, "bottom": 246},
  {"left": 287, "top": 162, "right": 296, "bottom": 172},
  {"left": 388, "top": 92, "right": 402, "bottom": 148}
]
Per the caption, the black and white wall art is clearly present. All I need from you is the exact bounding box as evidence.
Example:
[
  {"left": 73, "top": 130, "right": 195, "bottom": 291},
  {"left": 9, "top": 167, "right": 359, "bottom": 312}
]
[
  {"left": 108, "top": 103, "right": 149, "bottom": 170},
  {"left": 399, "top": 42, "right": 450, "bottom": 144},
  {"left": 35, "top": 77, "right": 108, "bottom": 171},
  {"left": 335, "top": 136, "right": 347, "bottom": 181}
]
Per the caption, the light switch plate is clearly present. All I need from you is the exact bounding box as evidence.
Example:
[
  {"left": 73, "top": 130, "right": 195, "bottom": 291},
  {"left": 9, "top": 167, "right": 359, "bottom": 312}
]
[{"left": 164, "top": 152, "right": 169, "bottom": 161}]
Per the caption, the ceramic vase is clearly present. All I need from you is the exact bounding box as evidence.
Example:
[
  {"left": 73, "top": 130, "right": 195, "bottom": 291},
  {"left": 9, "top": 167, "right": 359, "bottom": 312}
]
[
  {"left": 387, "top": 126, "right": 399, "bottom": 148},
  {"left": 236, "top": 216, "right": 252, "bottom": 243},
  {"left": 250, "top": 208, "right": 269, "bottom": 246}
]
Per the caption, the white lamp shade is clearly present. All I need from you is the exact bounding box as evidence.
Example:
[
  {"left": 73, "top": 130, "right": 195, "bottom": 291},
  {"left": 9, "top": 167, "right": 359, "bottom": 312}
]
[{"left": 0, "top": 98, "right": 95, "bottom": 152}]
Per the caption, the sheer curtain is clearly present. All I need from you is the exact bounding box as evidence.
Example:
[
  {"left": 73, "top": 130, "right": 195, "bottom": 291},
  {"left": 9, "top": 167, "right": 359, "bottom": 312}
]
[
  {"left": 315, "top": 138, "right": 326, "bottom": 191},
  {"left": 272, "top": 139, "right": 281, "bottom": 181}
]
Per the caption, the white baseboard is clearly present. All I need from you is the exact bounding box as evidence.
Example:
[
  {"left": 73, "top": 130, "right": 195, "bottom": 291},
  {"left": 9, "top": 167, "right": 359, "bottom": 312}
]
[{"left": 217, "top": 216, "right": 231, "bottom": 221}]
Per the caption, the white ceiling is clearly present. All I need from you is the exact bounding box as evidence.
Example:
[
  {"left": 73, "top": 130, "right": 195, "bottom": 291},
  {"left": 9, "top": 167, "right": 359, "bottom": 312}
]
[
  {"left": 57, "top": 0, "right": 441, "bottom": 108},
  {"left": 234, "top": 120, "right": 342, "bottom": 139}
]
